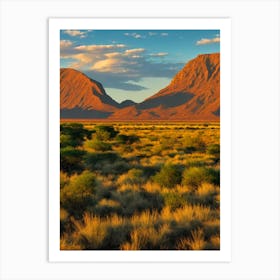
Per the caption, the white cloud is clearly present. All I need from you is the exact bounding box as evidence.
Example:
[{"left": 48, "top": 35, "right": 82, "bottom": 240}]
[
  {"left": 74, "top": 44, "right": 125, "bottom": 52},
  {"left": 60, "top": 40, "right": 73, "bottom": 48},
  {"left": 60, "top": 41, "right": 183, "bottom": 87},
  {"left": 61, "top": 44, "right": 143, "bottom": 73},
  {"left": 124, "top": 48, "right": 145, "bottom": 55},
  {"left": 196, "top": 37, "right": 220, "bottom": 45},
  {"left": 124, "top": 32, "right": 144, "bottom": 39},
  {"left": 149, "top": 52, "right": 168, "bottom": 57},
  {"left": 63, "top": 30, "right": 88, "bottom": 38}
]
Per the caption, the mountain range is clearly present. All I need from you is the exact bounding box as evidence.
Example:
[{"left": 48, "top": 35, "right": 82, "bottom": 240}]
[{"left": 60, "top": 53, "right": 220, "bottom": 121}]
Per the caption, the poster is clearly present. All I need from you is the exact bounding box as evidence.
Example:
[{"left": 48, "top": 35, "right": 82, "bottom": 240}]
[{"left": 49, "top": 18, "right": 231, "bottom": 262}]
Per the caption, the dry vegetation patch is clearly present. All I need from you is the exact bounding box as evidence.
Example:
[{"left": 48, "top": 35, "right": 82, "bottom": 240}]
[{"left": 60, "top": 122, "right": 220, "bottom": 250}]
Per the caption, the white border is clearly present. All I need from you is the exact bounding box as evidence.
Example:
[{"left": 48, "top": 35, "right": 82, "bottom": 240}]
[{"left": 49, "top": 18, "right": 231, "bottom": 262}]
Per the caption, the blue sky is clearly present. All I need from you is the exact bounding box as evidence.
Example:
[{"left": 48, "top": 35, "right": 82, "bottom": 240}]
[{"left": 60, "top": 30, "right": 220, "bottom": 103}]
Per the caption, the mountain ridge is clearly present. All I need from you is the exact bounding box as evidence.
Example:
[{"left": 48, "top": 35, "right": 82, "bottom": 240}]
[{"left": 60, "top": 53, "right": 220, "bottom": 121}]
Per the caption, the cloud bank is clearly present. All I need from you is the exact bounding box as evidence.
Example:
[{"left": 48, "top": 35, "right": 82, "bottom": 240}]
[
  {"left": 61, "top": 41, "right": 183, "bottom": 91},
  {"left": 63, "top": 30, "right": 89, "bottom": 38},
  {"left": 196, "top": 37, "right": 220, "bottom": 45}
]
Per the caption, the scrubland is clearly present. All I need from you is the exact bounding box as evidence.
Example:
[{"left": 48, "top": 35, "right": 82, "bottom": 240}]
[{"left": 60, "top": 122, "right": 220, "bottom": 250}]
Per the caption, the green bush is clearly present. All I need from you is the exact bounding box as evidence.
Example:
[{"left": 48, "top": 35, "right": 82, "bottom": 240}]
[
  {"left": 183, "top": 136, "right": 206, "bottom": 153},
  {"left": 207, "top": 144, "right": 220, "bottom": 163},
  {"left": 163, "top": 192, "right": 186, "bottom": 210},
  {"left": 118, "top": 168, "right": 145, "bottom": 185},
  {"left": 84, "top": 152, "right": 125, "bottom": 174},
  {"left": 205, "top": 168, "right": 220, "bottom": 186},
  {"left": 182, "top": 167, "right": 206, "bottom": 189},
  {"left": 85, "top": 152, "right": 121, "bottom": 170},
  {"left": 119, "top": 190, "right": 163, "bottom": 215},
  {"left": 60, "top": 134, "right": 74, "bottom": 148},
  {"left": 60, "top": 123, "right": 91, "bottom": 148},
  {"left": 60, "top": 172, "right": 69, "bottom": 189},
  {"left": 103, "top": 223, "right": 132, "bottom": 249},
  {"left": 86, "top": 139, "right": 112, "bottom": 152},
  {"left": 206, "top": 144, "right": 220, "bottom": 156},
  {"left": 60, "top": 171, "right": 98, "bottom": 217},
  {"left": 93, "top": 199, "right": 122, "bottom": 217},
  {"left": 95, "top": 125, "right": 118, "bottom": 141},
  {"left": 60, "top": 147, "right": 86, "bottom": 174},
  {"left": 116, "top": 134, "right": 140, "bottom": 144},
  {"left": 152, "top": 164, "right": 182, "bottom": 188},
  {"left": 182, "top": 167, "right": 220, "bottom": 190}
]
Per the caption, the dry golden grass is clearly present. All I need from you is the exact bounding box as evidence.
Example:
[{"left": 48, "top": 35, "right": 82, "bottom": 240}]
[
  {"left": 73, "top": 214, "right": 108, "bottom": 249},
  {"left": 196, "top": 183, "right": 217, "bottom": 196},
  {"left": 60, "top": 236, "right": 82, "bottom": 250},
  {"left": 142, "top": 181, "right": 162, "bottom": 193},
  {"left": 161, "top": 204, "right": 212, "bottom": 224},
  {"left": 131, "top": 210, "right": 159, "bottom": 227},
  {"left": 210, "top": 234, "right": 220, "bottom": 249},
  {"left": 98, "top": 198, "right": 120, "bottom": 208},
  {"left": 121, "top": 224, "right": 170, "bottom": 250},
  {"left": 60, "top": 208, "right": 68, "bottom": 221},
  {"left": 176, "top": 228, "right": 206, "bottom": 250},
  {"left": 60, "top": 122, "right": 220, "bottom": 250}
]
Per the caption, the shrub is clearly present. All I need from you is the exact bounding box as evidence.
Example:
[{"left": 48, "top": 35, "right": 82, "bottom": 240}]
[
  {"left": 121, "top": 224, "right": 169, "bottom": 250},
  {"left": 85, "top": 139, "right": 112, "bottom": 152},
  {"left": 60, "top": 171, "right": 98, "bottom": 217},
  {"left": 206, "top": 144, "right": 220, "bottom": 156},
  {"left": 116, "top": 134, "right": 140, "bottom": 144},
  {"left": 95, "top": 125, "right": 118, "bottom": 141},
  {"left": 182, "top": 167, "right": 220, "bottom": 190},
  {"left": 71, "top": 213, "right": 131, "bottom": 250},
  {"left": 60, "top": 172, "right": 69, "bottom": 189},
  {"left": 73, "top": 213, "right": 107, "bottom": 249},
  {"left": 84, "top": 152, "right": 121, "bottom": 171},
  {"left": 117, "top": 168, "right": 145, "bottom": 185},
  {"left": 60, "top": 208, "right": 70, "bottom": 235},
  {"left": 207, "top": 144, "right": 220, "bottom": 163},
  {"left": 94, "top": 199, "right": 122, "bottom": 217},
  {"left": 119, "top": 190, "right": 163, "bottom": 216},
  {"left": 85, "top": 152, "right": 129, "bottom": 175},
  {"left": 60, "top": 134, "right": 74, "bottom": 148},
  {"left": 163, "top": 192, "right": 186, "bottom": 210},
  {"left": 205, "top": 168, "right": 220, "bottom": 186},
  {"left": 60, "top": 123, "right": 91, "bottom": 147},
  {"left": 152, "top": 164, "right": 182, "bottom": 188},
  {"left": 183, "top": 136, "right": 206, "bottom": 153},
  {"left": 60, "top": 147, "right": 86, "bottom": 174},
  {"left": 182, "top": 167, "right": 207, "bottom": 189}
]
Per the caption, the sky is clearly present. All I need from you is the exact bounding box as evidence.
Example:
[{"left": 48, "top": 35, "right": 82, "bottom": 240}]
[{"left": 60, "top": 30, "right": 220, "bottom": 103}]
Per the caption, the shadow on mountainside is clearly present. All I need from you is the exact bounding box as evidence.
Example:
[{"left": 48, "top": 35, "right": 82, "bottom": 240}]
[{"left": 137, "top": 92, "right": 194, "bottom": 110}]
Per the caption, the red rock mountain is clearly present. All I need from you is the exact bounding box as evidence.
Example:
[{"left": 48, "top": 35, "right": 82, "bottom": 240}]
[
  {"left": 60, "top": 53, "right": 220, "bottom": 120},
  {"left": 60, "top": 68, "right": 119, "bottom": 118},
  {"left": 109, "top": 53, "right": 220, "bottom": 121}
]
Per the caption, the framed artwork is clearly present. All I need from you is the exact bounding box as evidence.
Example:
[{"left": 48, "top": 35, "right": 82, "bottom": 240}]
[
  {"left": 49, "top": 18, "right": 231, "bottom": 262},
  {"left": 1, "top": 0, "right": 280, "bottom": 279}
]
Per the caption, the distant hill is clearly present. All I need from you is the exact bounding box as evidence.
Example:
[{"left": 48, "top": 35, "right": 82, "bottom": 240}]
[
  {"left": 119, "top": 100, "right": 137, "bottom": 108},
  {"left": 60, "top": 53, "right": 220, "bottom": 121}
]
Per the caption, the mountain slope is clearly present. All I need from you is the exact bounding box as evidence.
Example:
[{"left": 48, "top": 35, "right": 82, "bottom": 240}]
[
  {"left": 109, "top": 53, "right": 220, "bottom": 121},
  {"left": 60, "top": 68, "right": 119, "bottom": 118}
]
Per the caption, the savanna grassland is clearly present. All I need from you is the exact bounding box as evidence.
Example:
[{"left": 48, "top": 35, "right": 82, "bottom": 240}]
[{"left": 60, "top": 122, "right": 220, "bottom": 250}]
